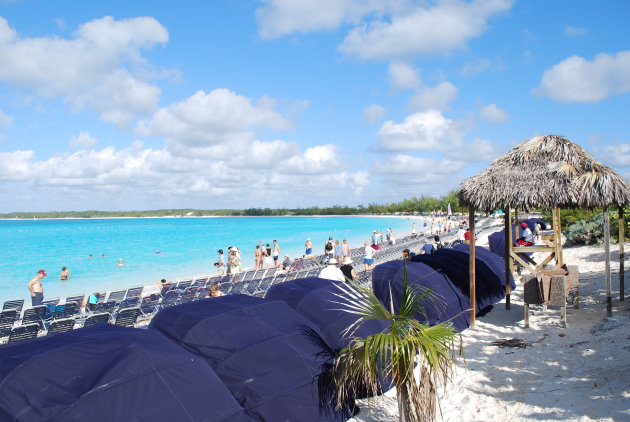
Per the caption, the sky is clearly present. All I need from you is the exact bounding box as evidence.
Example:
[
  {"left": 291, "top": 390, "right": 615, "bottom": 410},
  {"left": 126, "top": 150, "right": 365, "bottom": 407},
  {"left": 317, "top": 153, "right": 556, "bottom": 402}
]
[{"left": 0, "top": 0, "right": 629, "bottom": 212}]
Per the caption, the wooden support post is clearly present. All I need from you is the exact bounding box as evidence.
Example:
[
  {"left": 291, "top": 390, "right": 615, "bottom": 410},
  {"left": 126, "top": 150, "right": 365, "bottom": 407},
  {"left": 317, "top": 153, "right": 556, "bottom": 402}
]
[
  {"left": 555, "top": 208, "right": 564, "bottom": 266},
  {"left": 469, "top": 207, "right": 476, "bottom": 328},
  {"left": 620, "top": 206, "right": 625, "bottom": 302},
  {"left": 505, "top": 208, "right": 512, "bottom": 309},
  {"left": 604, "top": 207, "right": 612, "bottom": 317}
]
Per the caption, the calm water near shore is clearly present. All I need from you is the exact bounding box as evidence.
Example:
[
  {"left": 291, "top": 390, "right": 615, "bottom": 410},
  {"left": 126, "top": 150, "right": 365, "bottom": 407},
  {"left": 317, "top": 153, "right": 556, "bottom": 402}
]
[{"left": 0, "top": 216, "right": 422, "bottom": 303}]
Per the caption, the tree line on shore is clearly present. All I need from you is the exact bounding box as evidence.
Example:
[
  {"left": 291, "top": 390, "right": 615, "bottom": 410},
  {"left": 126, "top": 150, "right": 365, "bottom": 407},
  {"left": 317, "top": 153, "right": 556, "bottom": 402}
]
[{"left": 0, "top": 192, "right": 463, "bottom": 219}]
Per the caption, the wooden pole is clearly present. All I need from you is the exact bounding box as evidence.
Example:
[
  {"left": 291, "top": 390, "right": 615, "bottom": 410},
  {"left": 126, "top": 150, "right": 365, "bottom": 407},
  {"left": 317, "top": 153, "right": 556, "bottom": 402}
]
[
  {"left": 619, "top": 206, "right": 625, "bottom": 302},
  {"left": 556, "top": 208, "right": 564, "bottom": 266},
  {"left": 504, "top": 208, "right": 512, "bottom": 309},
  {"left": 469, "top": 207, "right": 476, "bottom": 328},
  {"left": 604, "top": 207, "right": 612, "bottom": 317}
]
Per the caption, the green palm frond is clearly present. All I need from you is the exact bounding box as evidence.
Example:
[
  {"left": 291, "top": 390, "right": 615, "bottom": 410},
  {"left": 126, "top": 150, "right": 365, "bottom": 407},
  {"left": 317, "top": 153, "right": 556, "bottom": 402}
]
[{"left": 331, "top": 260, "right": 463, "bottom": 422}]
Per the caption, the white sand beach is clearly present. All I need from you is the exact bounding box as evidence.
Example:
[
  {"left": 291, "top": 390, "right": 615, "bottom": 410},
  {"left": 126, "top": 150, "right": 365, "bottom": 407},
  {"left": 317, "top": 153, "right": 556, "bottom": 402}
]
[{"left": 351, "top": 224, "right": 630, "bottom": 422}]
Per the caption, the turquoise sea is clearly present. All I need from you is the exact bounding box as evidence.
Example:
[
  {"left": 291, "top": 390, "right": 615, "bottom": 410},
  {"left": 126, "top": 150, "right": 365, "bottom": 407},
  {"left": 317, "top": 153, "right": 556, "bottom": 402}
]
[{"left": 0, "top": 216, "right": 423, "bottom": 303}]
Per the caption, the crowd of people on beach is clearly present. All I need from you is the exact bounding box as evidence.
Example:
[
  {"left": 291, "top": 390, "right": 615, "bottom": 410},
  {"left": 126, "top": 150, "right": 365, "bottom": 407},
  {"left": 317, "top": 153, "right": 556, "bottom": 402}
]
[{"left": 24, "top": 216, "right": 476, "bottom": 308}]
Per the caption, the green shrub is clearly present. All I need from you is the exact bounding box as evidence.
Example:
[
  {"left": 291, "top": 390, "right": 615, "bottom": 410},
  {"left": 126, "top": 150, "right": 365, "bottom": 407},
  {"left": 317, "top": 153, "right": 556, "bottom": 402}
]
[{"left": 563, "top": 211, "right": 630, "bottom": 246}]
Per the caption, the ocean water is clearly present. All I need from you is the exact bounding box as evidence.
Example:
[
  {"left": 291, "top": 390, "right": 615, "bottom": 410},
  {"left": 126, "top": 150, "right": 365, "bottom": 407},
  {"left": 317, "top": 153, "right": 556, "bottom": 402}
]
[{"left": 0, "top": 216, "right": 423, "bottom": 303}]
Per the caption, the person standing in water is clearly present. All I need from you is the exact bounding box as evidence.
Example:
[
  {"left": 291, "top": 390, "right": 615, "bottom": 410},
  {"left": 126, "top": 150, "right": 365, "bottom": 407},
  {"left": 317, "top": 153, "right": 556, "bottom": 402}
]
[
  {"left": 59, "top": 266, "right": 70, "bottom": 280},
  {"left": 27, "top": 269, "right": 47, "bottom": 306}
]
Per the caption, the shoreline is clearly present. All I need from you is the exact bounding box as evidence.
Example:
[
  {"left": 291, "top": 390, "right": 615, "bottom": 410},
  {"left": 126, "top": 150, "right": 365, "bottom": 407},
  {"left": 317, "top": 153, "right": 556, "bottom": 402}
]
[{"left": 0, "top": 213, "right": 455, "bottom": 221}]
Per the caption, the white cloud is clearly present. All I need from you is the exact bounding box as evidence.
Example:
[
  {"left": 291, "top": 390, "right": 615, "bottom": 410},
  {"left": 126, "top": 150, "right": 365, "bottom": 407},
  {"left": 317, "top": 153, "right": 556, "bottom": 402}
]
[
  {"left": 373, "top": 154, "right": 465, "bottom": 176},
  {"left": 371, "top": 153, "right": 465, "bottom": 198},
  {"left": 409, "top": 81, "right": 458, "bottom": 111},
  {"left": 535, "top": 50, "right": 630, "bottom": 102},
  {"left": 446, "top": 138, "right": 498, "bottom": 162},
  {"left": 282, "top": 144, "right": 344, "bottom": 174},
  {"left": 136, "top": 89, "right": 291, "bottom": 158},
  {"left": 0, "top": 109, "right": 12, "bottom": 128},
  {"left": 565, "top": 25, "right": 587, "bottom": 37},
  {"left": 0, "top": 141, "right": 370, "bottom": 209},
  {"left": 69, "top": 131, "right": 98, "bottom": 150},
  {"left": 255, "top": 0, "right": 392, "bottom": 39},
  {"left": 479, "top": 103, "right": 509, "bottom": 123},
  {"left": 388, "top": 61, "right": 421, "bottom": 89},
  {"left": 599, "top": 144, "right": 630, "bottom": 168},
  {"left": 0, "top": 16, "right": 168, "bottom": 127},
  {"left": 338, "top": 0, "right": 512, "bottom": 60},
  {"left": 376, "top": 110, "right": 469, "bottom": 152},
  {"left": 363, "top": 104, "right": 386, "bottom": 124}
]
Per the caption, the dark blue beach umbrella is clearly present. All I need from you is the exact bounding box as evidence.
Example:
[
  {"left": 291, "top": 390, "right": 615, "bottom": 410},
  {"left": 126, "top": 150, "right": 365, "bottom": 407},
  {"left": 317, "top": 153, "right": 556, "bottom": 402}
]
[
  {"left": 0, "top": 324, "right": 249, "bottom": 422},
  {"left": 372, "top": 260, "right": 470, "bottom": 332},
  {"left": 435, "top": 245, "right": 516, "bottom": 313},
  {"left": 265, "top": 277, "right": 391, "bottom": 352},
  {"left": 149, "top": 294, "right": 351, "bottom": 422}
]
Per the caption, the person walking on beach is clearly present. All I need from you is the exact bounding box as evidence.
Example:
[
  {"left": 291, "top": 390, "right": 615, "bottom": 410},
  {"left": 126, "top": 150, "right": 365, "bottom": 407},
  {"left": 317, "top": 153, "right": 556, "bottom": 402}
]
[
  {"left": 324, "top": 237, "right": 335, "bottom": 258},
  {"left": 335, "top": 240, "right": 342, "bottom": 261},
  {"left": 341, "top": 239, "right": 350, "bottom": 258},
  {"left": 264, "top": 243, "right": 273, "bottom": 269},
  {"left": 364, "top": 242, "right": 376, "bottom": 272},
  {"left": 412, "top": 222, "right": 417, "bottom": 237},
  {"left": 59, "top": 266, "right": 70, "bottom": 280},
  {"left": 254, "top": 245, "right": 262, "bottom": 270},
  {"left": 27, "top": 269, "right": 47, "bottom": 306},
  {"left": 305, "top": 238, "right": 313, "bottom": 257},
  {"left": 216, "top": 249, "right": 225, "bottom": 275},
  {"left": 272, "top": 240, "right": 281, "bottom": 268},
  {"left": 228, "top": 249, "right": 241, "bottom": 275}
]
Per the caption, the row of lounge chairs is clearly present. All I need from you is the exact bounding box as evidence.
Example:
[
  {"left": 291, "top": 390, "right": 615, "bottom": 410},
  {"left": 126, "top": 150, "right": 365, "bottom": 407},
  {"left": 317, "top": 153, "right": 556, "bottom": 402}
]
[{"left": 1, "top": 229, "right": 473, "bottom": 345}]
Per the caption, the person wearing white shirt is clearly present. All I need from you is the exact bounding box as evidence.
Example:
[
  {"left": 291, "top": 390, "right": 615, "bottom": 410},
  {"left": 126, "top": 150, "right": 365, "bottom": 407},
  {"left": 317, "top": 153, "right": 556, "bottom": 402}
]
[{"left": 318, "top": 258, "right": 345, "bottom": 282}]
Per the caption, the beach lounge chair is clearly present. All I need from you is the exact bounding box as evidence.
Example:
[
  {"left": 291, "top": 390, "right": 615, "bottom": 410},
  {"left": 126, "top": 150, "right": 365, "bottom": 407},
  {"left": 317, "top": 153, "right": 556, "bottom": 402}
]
[
  {"left": 106, "top": 289, "right": 126, "bottom": 304},
  {"left": 124, "top": 286, "right": 144, "bottom": 299},
  {"left": 83, "top": 312, "right": 110, "bottom": 327},
  {"left": 159, "top": 290, "right": 180, "bottom": 309},
  {"left": 47, "top": 318, "right": 75, "bottom": 335},
  {"left": 2, "top": 299, "right": 24, "bottom": 315},
  {"left": 285, "top": 271, "right": 300, "bottom": 282},
  {"left": 177, "top": 287, "right": 198, "bottom": 304},
  {"left": 0, "top": 309, "right": 19, "bottom": 338},
  {"left": 21, "top": 305, "right": 47, "bottom": 329},
  {"left": 114, "top": 307, "right": 140, "bottom": 327},
  {"left": 116, "top": 297, "right": 140, "bottom": 311},
  {"left": 176, "top": 280, "right": 193, "bottom": 291},
  {"left": 8, "top": 323, "right": 39, "bottom": 343},
  {"left": 63, "top": 294, "right": 85, "bottom": 316},
  {"left": 252, "top": 276, "right": 275, "bottom": 297},
  {"left": 92, "top": 300, "right": 117, "bottom": 315},
  {"left": 50, "top": 303, "right": 77, "bottom": 320},
  {"left": 139, "top": 295, "right": 161, "bottom": 318},
  {"left": 192, "top": 277, "right": 207, "bottom": 287},
  {"left": 41, "top": 298, "right": 60, "bottom": 307}
]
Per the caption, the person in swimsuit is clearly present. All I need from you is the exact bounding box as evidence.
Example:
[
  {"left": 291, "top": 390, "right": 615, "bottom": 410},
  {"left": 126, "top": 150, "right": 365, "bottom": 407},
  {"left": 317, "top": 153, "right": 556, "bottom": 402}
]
[
  {"left": 272, "top": 240, "right": 281, "bottom": 268},
  {"left": 305, "top": 238, "right": 313, "bottom": 257},
  {"left": 27, "top": 269, "right": 47, "bottom": 306},
  {"left": 254, "top": 245, "right": 262, "bottom": 270},
  {"left": 341, "top": 239, "right": 350, "bottom": 258},
  {"left": 59, "top": 266, "right": 70, "bottom": 280}
]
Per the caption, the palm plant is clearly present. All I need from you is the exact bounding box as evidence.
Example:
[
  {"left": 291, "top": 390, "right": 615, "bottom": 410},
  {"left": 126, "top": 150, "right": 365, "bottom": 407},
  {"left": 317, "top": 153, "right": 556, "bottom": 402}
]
[{"left": 331, "top": 263, "right": 462, "bottom": 422}]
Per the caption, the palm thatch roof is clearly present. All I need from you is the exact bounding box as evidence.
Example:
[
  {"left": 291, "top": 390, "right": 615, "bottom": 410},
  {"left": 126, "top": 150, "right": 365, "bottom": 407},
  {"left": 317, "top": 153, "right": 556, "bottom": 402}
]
[{"left": 459, "top": 134, "right": 630, "bottom": 211}]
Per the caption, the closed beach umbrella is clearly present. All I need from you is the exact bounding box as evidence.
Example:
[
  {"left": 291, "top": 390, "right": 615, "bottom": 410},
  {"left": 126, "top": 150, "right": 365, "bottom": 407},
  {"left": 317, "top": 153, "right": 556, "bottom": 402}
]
[
  {"left": 372, "top": 260, "right": 470, "bottom": 331},
  {"left": 266, "top": 277, "right": 391, "bottom": 352},
  {"left": 149, "top": 294, "right": 350, "bottom": 421},
  {"left": 0, "top": 324, "right": 249, "bottom": 422},
  {"left": 434, "top": 245, "right": 515, "bottom": 314}
]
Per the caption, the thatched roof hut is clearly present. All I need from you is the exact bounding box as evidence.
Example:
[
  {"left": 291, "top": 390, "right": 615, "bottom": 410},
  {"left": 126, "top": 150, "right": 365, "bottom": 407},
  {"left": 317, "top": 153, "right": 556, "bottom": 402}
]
[
  {"left": 457, "top": 134, "right": 630, "bottom": 326},
  {"left": 459, "top": 134, "right": 630, "bottom": 211}
]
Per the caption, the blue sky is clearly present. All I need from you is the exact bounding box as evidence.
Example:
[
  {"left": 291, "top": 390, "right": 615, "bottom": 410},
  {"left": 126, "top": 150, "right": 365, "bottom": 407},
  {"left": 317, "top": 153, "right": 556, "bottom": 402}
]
[{"left": 0, "top": 0, "right": 629, "bottom": 212}]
